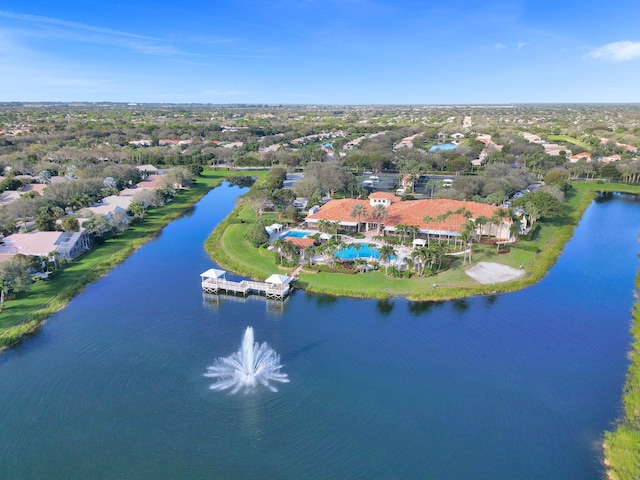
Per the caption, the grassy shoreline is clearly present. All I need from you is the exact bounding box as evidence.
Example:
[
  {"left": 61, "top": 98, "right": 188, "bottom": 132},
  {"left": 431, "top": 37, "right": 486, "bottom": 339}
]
[
  {"left": 206, "top": 182, "right": 640, "bottom": 300},
  {"left": 603, "top": 269, "right": 640, "bottom": 479},
  {"left": 0, "top": 169, "right": 251, "bottom": 351},
  {"left": 207, "top": 180, "right": 640, "bottom": 473}
]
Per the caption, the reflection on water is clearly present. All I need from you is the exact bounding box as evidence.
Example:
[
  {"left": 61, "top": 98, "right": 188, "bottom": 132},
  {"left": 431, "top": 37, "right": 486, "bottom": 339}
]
[
  {"left": 376, "top": 298, "right": 395, "bottom": 315},
  {"left": 202, "top": 292, "right": 289, "bottom": 315},
  {"left": 0, "top": 187, "right": 638, "bottom": 480}
]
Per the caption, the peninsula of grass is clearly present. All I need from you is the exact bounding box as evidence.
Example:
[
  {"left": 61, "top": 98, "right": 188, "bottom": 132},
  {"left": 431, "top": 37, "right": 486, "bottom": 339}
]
[
  {"left": 0, "top": 169, "right": 261, "bottom": 351},
  {"left": 206, "top": 181, "right": 640, "bottom": 301},
  {"left": 604, "top": 270, "right": 640, "bottom": 480}
]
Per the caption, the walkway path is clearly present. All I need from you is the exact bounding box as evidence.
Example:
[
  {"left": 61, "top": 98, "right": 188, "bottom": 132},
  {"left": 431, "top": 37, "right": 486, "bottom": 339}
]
[{"left": 290, "top": 264, "right": 304, "bottom": 278}]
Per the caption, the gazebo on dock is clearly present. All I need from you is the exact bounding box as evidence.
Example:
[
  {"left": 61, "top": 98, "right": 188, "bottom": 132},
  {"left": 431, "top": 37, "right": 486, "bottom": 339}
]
[
  {"left": 200, "top": 269, "right": 293, "bottom": 299},
  {"left": 264, "top": 274, "right": 294, "bottom": 299},
  {"left": 201, "top": 268, "right": 226, "bottom": 282}
]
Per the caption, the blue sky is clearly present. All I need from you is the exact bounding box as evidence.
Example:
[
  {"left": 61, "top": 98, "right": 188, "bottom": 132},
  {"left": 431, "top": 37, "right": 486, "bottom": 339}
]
[{"left": 1, "top": 1, "right": 640, "bottom": 104}]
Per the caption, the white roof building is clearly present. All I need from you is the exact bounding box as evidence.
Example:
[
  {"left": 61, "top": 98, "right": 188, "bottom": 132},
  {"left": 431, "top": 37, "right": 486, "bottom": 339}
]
[{"left": 86, "top": 195, "right": 133, "bottom": 216}]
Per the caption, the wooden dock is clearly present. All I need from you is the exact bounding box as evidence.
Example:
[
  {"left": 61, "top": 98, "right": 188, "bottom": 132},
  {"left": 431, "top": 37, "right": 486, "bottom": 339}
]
[{"left": 200, "top": 268, "right": 293, "bottom": 299}]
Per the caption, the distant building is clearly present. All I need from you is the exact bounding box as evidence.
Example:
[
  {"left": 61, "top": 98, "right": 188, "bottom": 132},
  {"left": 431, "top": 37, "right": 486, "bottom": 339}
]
[{"left": 600, "top": 154, "right": 621, "bottom": 164}]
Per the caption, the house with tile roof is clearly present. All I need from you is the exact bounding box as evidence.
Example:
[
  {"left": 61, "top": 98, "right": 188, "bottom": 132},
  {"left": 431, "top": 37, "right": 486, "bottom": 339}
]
[
  {"left": 0, "top": 231, "right": 90, "bottom": 262},
  {"left": 305, "top": 194, "right": 512, "bottom": 241},
  {"left": 569, "top": 152, "right": 592, "bottom": 163},
  {"left": 86, "top": 195, "right": 133, "bottom": 216}
]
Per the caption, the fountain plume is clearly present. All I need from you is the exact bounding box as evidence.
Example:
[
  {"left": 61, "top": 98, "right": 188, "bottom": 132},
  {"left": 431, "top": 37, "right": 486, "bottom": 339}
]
[{"left": 205, "top": 327, "right": 289, "bottom": 393}]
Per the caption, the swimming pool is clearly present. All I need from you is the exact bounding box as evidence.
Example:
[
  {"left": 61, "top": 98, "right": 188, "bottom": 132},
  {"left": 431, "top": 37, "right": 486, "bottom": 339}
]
[
  {"left": 280, "top": 231, "right": 309, "bottom": 239},
  {"left": 335, "top": 243, "right": 395, "bottom": 261},
  {"left": 429, "top": 143, "right": 458, "bottom": 152}
]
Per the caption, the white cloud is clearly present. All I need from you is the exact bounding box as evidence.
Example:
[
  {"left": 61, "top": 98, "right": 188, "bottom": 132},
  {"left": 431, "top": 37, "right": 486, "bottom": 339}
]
[
  {"left": 587, "top": 41, "right": 640, "bottom": 61},
  {"left": 494, "top": 43, "right": 506, "bottom": 51},
  {"left": 517, "top": 42, "right": 528, "bottom": 49},
  {"left": 0, "top": 10, "right": 186, "bottom": 57}
]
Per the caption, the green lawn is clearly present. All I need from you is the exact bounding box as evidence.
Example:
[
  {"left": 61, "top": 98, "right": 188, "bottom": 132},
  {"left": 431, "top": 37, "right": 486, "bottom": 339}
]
[
  {"left": 206, "top": 181, "right": 640, "bottom": 300},
  {"left": 604, "top": 270, "right": 640, "bottom": 480},
  {"left": 547, "top": 135, "right": 591, "bottom": 150}
]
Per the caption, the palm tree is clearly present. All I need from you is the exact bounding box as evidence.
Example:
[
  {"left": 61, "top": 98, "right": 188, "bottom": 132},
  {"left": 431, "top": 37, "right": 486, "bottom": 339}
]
[
  {"left": 431, "top": 243, "right": 449, "bottom": 271},
  {"left": 459, "top": 229, "right": 472, "bottom": 265},
  {"left": 303, "top": 244, "right": 316, "bottom": 266},
  {"left": 422, "top": 215, "right": 434, "bottom": 246},
  {"left": 330, "top": 240, "right": 346, "bottom": 268},
  {"left": 457, "top": 207, "right": 473, "bottom": 221},
  {"left": 378, "top": 244, "right": 396, "bottom": 275},
  {"left": 272, "top": 238, "right": 286, "bottom": 264},
  {"left": 317, "top": 219, "right": 329, "bottom": 234},
  {"left": 282, "top": 240, "right": 299, "bottom": 262},
  {"left": 315, "top": 243, "right": 331, "bottom": 265},
  {"left": 459, "top": 219, "right": 475, "bottom": 254},
  {"left": 349, "top": 203, "right": 368, "bottom": 234},
  {"left": 352, "top": 242, "right": 363, "bottom": 259},
  {"left": 436, "top": 213, "right": 448, "bottom": 242},
  {"left": 491, "top": 209, "right": 510, "bottom": 252},
  {"left": 411, "top": 247, "right": 428, "bottom": 277},
  {"left": 443, "top": 211, "right": 456, "bottom": 244},
  {"left": 425, "top": 179, "right": 438, "bottom": 199},
  {"left": 475, "top": 215, "right": 488, "bottom": 241},
  {"left": 395, "top": 222, "right": 409, "bottom": 245},
  {"left": 522, "top": 202, "right": 540, "bottom": 228},
  {"left": 370, "top": 204, "right": 389, "bottom": 235},
  {"left": 509, "top": 216, "right": 522, "bottom": 240},
  {"left": 409, "top": 225, "right": 421, "bottom": 241}
]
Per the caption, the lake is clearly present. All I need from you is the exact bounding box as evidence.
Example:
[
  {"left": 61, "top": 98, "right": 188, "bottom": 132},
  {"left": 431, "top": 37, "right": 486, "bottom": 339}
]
[{"left": 0, "top": 186, "right": 638, "bottom": 479}]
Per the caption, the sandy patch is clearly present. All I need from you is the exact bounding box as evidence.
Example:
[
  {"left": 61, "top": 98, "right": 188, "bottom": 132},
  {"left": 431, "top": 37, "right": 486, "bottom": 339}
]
[{"left": 465, "top": 262, "right": 526, "bottom": 284}]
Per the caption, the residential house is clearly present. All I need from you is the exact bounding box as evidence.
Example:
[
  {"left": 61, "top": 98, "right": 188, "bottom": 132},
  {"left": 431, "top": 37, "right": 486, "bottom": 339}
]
[
  {"left": 0, "top": 230, "right": 90, "bottom": 261},
  {"left": 600, "top": 154, "right": 621, "bottom": 164},
  {"left": 136, "top": 164, "right": 159, "bottom": 175},
  {"left": 128, "top": 140, "right": 151, "bottom": 147},
  {"left": 86, "top": 195, "right": 133, "bottom": 218},
  {"left": 569, "top": 152, "right": 592, "bottom": 163}
]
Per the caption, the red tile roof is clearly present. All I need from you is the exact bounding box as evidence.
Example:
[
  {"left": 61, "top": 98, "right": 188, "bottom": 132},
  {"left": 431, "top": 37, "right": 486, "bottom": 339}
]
[
  {"left": 307, "top": 198, "right": 508, "bottom": 232},
  {"left": 369, "top": 192, "right": 398, "bottom": 200},
  {"left": 284, "top": 237, "right": 316, "bottom": 249}
]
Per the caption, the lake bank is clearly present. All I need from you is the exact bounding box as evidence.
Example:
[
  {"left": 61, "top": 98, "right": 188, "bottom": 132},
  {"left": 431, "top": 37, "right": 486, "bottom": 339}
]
[
  {"left": 206, "top": 182, "right": 640, "bottom": 300},
  {"left": 603, "top": 269, "right": 640, "bottom": 480},
  {"left": 1, "top": 184, "right": 637, "bottom": 479},
  {"left": 0, "top": 169, "right": 261, "bottom": 351}
]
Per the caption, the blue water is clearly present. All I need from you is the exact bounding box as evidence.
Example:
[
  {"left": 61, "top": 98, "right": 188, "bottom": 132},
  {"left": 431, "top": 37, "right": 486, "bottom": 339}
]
[
  {"left": 335, "top": 242, "right": 393, "bottom": 260},
  {"left": 280, "top": 230, "right": 309, "bottom": 239},
  {"left": 0, "top": 186, "right": 638, "bottom": 479},
  {"left": 430, "top": 143, "right": 458, "bottom": 151}
]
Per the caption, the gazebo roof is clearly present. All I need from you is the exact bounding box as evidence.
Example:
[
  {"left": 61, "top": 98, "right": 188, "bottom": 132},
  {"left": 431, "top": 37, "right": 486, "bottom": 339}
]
[
  {"left": 200, "top": 268, "right": 226, "bottom": 279},
  {"left": 264, "top": 274, "right": 292, "bottom": 285}
]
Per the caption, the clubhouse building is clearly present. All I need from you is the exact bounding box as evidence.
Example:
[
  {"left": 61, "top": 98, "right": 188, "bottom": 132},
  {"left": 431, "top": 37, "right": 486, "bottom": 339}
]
[{"left": 305, "top": 192, "right": 512, "bottom": 242}]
